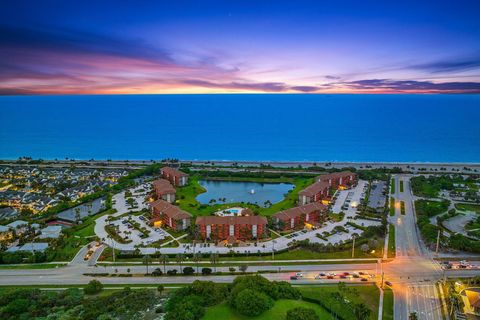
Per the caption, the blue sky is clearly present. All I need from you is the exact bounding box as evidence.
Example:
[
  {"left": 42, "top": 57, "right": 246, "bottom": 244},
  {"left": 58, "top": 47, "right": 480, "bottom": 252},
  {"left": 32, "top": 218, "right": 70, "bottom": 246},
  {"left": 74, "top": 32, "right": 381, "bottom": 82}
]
[{"left": 1, "top": 0, "right": 479, "bottom": 94}]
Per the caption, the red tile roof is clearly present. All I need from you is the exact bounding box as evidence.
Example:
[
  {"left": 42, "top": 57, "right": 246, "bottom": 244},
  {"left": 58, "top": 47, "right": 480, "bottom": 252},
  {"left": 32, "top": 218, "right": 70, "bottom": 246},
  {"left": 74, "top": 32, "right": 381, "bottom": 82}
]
[
  {"left": 150, "top": 199, "right": 191, "bottom": 219},
  {"left": 161, "top": 166, "right": 188, "bottom": 177},
  {"left": 298, "top": 180, "right": 330, "bottom": 197},
  {"left": 273, "top": 202, "right": 327, "bottom": 220},
  {"left": 196, "top": 215, "right": 267, "bottom": 226},
  {"left": 317, "top": 171, "right": 356, "bottom": 182},
  {"left": 153, "top": 179, "right": 176, "bottom": 195}
]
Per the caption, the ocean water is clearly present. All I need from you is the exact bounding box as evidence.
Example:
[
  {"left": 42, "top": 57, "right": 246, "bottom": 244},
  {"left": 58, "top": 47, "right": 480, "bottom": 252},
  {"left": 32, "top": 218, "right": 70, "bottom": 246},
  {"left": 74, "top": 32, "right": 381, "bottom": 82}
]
[{"left": 0, "top": 94, "right": 479, "bottom": 162}]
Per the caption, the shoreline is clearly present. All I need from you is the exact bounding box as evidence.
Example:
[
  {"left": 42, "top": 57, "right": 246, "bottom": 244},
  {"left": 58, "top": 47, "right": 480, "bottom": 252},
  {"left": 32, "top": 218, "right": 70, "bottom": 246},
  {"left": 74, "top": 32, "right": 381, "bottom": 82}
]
[{"left": 1, "top": 158, "right": 480, "bottom": 173}]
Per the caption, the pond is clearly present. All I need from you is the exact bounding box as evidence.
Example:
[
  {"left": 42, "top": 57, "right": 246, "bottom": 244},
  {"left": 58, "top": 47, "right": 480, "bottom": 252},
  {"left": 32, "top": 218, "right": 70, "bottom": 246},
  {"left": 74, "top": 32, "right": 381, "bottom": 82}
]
[{"left": 196, "top": 180, "right": 294, "bottom": 207}]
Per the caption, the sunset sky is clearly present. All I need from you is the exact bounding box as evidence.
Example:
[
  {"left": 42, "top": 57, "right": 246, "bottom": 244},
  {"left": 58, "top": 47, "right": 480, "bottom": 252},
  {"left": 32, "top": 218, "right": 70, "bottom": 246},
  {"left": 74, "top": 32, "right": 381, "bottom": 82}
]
[{"left": 1, "top": 0, "right": 480, "bottom": 94}]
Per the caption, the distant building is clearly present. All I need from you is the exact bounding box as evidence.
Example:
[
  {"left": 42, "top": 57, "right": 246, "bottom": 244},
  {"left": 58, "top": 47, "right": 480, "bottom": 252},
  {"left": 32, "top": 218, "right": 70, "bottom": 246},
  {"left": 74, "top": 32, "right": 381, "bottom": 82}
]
[
  {"left": 38, "top": 225, "right": 63, "bottom": 239},
  {"left": 196, "top": 215, "right": 267, "bottom": 242},
  {"left": 298, "top": 171, "right": 357, "bottom": 205},
  {"left": 149, "top": 199, "right": 191, "bottom": 230},
  {"left": 316, "top": 171, "right": 357, "bottom": 189},
  {"left": 152, "top": 179, "right": 176, "bottom": 203},
  {"left": 273, "top": 202, "right": 328, "bottom": 230},
  {"left": 160, "top": 167, "right": 189, "bottom": 187}
]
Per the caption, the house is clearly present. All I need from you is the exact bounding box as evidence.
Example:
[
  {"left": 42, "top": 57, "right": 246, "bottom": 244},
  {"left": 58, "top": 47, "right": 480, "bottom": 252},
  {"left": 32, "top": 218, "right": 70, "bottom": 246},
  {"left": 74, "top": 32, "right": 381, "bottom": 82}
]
[
  {"left": 160, "top": 167, "right": 189, "bottom": 187},
  {"left": 0, "top": 207, "right": 18, "bottom": 219},
  {"left": 38, "top": 225, "right": 63, "bottom": 239},
  {"left": 461, "top": 287, "right": 480, "bottom": 316},
  {"left": 196, "top": 215, "right": 267, "bottom": 242},
  {"left": 273, "top": 202, "right": 328, "bottom": 230},
  {"left": 7, "top": 242, "right": 49, "bottom": 253},
  {"left": 7, "top": 220, "right": 28, "bottom": 229},
  {"left": 152, "top": 179, "right": 176, "bottom": 203},
  {"left": 298, "top": 171, "right": 357, "bottom": 205},
  {"left": 0, "top": 225, "right": 13, "bottom": 241},
  {"left": 150, "top": 199, "right": 192, "bottom": 231}
]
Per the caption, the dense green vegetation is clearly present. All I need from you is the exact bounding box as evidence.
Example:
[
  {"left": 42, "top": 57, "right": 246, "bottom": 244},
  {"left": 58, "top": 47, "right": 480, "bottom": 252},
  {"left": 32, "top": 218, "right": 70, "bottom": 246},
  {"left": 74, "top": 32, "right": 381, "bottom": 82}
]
[
  {"left": 165, "top": 276, "right": 303, "bottom": 320},
  {"left": 390, "top": 179, "right": 395, "bottom": 194},
  {"left": 399, "top": 181, "right": 404, "bottom": 193},
  {"left": 0, "top": 286, "right": 158, "bottom": 320},
  {"left": 414, "top": 199, "right": 450, "bottom": 217},
  {"left": 410, "top": 174, "right": 478, "bottom": 198}
]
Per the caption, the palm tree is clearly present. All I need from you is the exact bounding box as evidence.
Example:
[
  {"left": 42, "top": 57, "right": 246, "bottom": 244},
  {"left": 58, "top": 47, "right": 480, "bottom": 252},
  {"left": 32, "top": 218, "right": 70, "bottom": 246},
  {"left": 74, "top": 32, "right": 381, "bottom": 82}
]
[
  {"left": 353, "top": 303, "right": 371, "bottom": 320},
  {"left": 175, "top": 253, "right": 184, "bottom": 268},
  {"left": 210, "top": 253, "right": 219, "bottom": 273},
  {"left": 143, "top": 255, "right": 152, "bottom": 274},
  {"left": 159, "top": 254, "right": 168, "bottom": 273},
  {"left": 192, "top": 253, "right": 201, "bottom": 274}
]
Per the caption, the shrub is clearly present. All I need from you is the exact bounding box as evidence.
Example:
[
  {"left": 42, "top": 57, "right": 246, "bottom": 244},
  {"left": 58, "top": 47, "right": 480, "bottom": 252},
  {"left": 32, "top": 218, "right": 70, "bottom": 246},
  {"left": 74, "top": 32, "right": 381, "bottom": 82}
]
[
  {"left": 183, "top": 267, "right": 195, "bottom": 275},
  {"left": 233, "top": 289, "right": 274, "bottom": 316},
  {"left": 157, "top": 285, "right": 164, "bottom": 293},
  {"left": 84, "top": 280, "right": 103, "bottom": 295},
  {"left": 201, "top": 267, "right": 212, "bottom": 275},
  {"left": 286, "top": 307, "right": 320, "bottom": 320},
  {"left": 152, "top": 268, "right": 163, "bottom": 276}
]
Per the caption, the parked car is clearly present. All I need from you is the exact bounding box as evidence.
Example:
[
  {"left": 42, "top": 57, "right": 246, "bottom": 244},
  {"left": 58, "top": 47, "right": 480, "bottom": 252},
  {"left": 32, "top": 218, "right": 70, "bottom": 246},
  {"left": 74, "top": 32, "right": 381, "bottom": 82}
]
[
  {"left": 385, "top": 281, "right": 393, "bottom": 286},
  {"left": 290, "top": 276, "right": 298, "bottom": 280},
  {"left": 361, "top": 278, "right": 368, "bottom": 282},
  {"left": 296, "top": 272, "right": 304, "bottom": 277}
]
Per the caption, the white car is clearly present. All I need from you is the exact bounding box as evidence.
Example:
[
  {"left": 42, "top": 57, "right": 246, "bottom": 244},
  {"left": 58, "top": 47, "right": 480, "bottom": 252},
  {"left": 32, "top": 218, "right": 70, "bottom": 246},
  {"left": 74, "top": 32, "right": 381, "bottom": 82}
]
[{"left": 295, "top": 272, "right": 304, "bottom": 277}]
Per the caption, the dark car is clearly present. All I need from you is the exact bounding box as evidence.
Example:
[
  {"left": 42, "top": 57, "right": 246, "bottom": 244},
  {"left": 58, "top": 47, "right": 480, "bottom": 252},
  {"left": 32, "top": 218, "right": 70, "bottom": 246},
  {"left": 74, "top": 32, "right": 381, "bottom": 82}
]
[
  {"left": 290, "top": 276, "right": 298, "bottom": 280},
  {"left": 339, "top": 275, "right": 347, "bottom": 279},
  {"left": 361, "top": 278, "right": 368, "bottom": 282},
  {"left": 327, "top": 275, "right": 334, "bottom": 279},
  {"left": 385, "top": 281, "right": 393, "bottom": 286}
]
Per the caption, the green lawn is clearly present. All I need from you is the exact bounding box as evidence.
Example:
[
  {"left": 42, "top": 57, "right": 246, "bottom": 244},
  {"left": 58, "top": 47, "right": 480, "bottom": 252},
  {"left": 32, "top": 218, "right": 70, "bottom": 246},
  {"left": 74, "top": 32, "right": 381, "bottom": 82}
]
[
  {"left": 455, "top": 203, "right": 480, "bottom": 214},
  {"left": 387, "top": 224, "right": 396, "bottom": 258},
  {"left": 202, "top": 299, "right": 330, "bottom": 320},
  {"left": 175, "top": 175, "right": 313, "bottom": 217},
  {"left": 399, "top": 180, "right": 404, "bottom": 193},
  {"left": 389, "top": 197, "right": 395, "bottom": 216},
  {"left": 400, "top": 201, "right": 405, "bottom": 215},
  {"left": 382, "top": 288, "right": 394, "bottom": 320},
  {"left": 390, "top": 178, "right": 395, "bottom": 194},
  {"left": 298, "top": 284, "right": 379, "bottom": 320}
]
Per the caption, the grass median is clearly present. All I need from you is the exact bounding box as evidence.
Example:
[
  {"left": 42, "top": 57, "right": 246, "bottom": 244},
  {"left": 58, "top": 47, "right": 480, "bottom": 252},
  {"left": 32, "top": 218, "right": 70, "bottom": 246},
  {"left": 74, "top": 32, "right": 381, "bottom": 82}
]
[{"left": 387, "top": 224, "right": 396, "bottom": 258}]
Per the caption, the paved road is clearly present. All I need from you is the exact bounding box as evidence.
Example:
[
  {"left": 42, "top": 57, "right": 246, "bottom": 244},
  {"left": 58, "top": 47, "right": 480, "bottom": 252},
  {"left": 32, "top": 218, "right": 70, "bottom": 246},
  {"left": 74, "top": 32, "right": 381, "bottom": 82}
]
[{"left": 389, "top": 174, "right": 445, "bottom": 320}]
